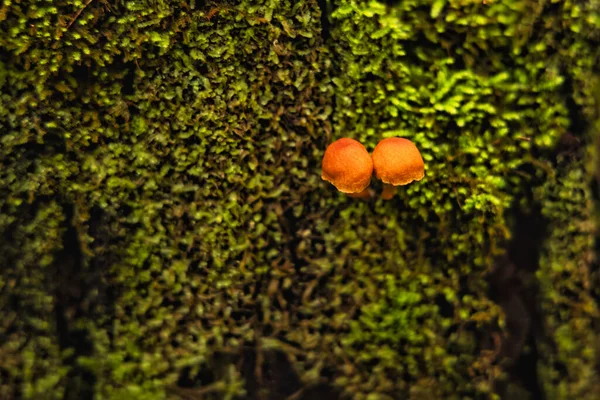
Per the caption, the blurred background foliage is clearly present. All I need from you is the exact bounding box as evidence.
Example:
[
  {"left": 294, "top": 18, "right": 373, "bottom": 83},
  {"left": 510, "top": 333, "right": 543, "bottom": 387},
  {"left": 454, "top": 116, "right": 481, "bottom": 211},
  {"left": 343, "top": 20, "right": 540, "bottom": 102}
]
[{"left": 1, "top": 0, "right": 599, "bottom": 399}]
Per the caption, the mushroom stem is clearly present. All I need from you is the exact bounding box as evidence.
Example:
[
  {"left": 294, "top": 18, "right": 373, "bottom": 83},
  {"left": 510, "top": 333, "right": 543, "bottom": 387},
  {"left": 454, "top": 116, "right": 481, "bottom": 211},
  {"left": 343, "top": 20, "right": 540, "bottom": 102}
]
[
  {"left": 381, "top": 183, "right": 396, "bottom": 200},
  {"left": 347, "top": 187, "right": 371, "bottom": 200}
]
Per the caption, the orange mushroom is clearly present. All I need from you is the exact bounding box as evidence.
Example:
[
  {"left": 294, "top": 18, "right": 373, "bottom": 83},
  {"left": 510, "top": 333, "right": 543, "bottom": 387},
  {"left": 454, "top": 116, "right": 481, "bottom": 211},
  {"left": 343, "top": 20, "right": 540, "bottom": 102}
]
[
  {"left": 346, "top": 187, "right": 373, "bottom": 200},
  {"left": 371, "top": 137, "right": 424, "bottom": 200},
  {"left": 321, "top": 138, "right": 373, "bottom": 198}
]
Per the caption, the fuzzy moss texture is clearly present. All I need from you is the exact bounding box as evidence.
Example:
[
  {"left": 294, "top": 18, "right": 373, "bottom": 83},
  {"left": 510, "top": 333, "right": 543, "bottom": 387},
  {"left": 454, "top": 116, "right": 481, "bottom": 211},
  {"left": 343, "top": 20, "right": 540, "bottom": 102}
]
[{"left": 1, "top": 0, "right": 599, "bottom": 399}]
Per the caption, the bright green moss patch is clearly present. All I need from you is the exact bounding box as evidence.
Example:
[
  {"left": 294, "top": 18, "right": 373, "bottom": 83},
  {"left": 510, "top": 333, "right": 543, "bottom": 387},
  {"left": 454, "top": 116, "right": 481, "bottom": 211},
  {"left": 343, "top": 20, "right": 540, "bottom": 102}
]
[{"left": 1, "top": 0, "right": 599, "bottom": 399}]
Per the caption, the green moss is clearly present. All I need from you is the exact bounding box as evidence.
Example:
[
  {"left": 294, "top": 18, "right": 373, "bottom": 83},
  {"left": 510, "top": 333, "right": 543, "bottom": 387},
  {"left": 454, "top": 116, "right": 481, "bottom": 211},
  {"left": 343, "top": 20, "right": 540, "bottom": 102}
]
[
  {"left": 534, "top": 150, "right": 599, "bottom": 399},
  {"left": 1, "top": 0, "right": 599, "bottom": 399},
  {"left": 0, "top": 202, "right": 69, "bottom": 400}
]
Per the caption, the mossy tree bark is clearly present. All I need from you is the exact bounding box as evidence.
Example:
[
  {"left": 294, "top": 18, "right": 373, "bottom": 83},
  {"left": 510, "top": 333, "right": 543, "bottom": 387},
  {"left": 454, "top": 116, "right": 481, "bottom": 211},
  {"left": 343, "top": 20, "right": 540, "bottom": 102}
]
[{"left": 1, "top": 1, "right": 599, "bottom": 399}]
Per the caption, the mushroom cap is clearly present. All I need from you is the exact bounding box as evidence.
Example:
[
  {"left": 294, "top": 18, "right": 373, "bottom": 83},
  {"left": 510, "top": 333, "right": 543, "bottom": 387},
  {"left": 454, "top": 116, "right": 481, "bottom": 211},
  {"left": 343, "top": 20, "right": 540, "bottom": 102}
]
[
  {"left": 321, "top": 138, "right": 373, "bottom": 193},
  {"left": 372, "top": 137, "right": 425, "bottom": 186}
]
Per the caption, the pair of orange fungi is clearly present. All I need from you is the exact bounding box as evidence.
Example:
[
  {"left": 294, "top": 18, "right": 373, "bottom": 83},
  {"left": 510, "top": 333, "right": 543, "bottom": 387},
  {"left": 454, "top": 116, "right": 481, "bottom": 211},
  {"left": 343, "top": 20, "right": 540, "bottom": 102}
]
[{"left": 321, "top": 137, "right": 424, "bottom": 200}]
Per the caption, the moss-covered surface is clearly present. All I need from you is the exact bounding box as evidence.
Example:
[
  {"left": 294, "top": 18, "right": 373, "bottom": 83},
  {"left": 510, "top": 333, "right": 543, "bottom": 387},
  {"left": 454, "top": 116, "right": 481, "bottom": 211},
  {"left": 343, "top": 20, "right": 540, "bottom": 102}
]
[
  {"left": 535, "top": 151, "right": 598, "bottom": 399},
  {"left": 1, "top": 0, "right": 599, "bottom": 399}
]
